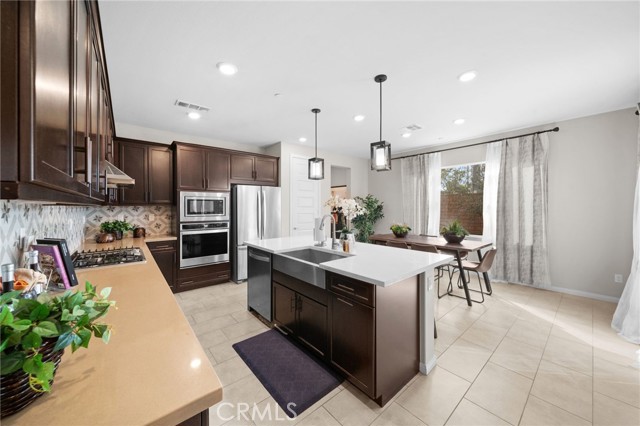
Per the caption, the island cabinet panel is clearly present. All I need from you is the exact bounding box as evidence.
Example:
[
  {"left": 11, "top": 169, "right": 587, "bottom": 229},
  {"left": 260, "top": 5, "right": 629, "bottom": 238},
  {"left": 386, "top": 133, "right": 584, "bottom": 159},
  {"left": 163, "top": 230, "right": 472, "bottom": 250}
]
[
  {"left": 147, "top": 240, "right": 177, "bottom": 292},
  {"left": 1, "top": 0, "right": 115, "bottom": 204},
  {"left": 327, "top": 272, "right": 419, "bottom": 406},
  {"left": 175, "top": 143, "right": 231, "bottom": 191},
  {"left": 329, "top": 293, "right": 375, "bottom": 396},
  {"left": 272, "top": 270, "right": 329, "bottom": 358},
  {"left": 116, "top": 139, "right": 173, "bottom": 205},
  {"left": 230, "top": 154, "right": 279, "bottom": 186}
]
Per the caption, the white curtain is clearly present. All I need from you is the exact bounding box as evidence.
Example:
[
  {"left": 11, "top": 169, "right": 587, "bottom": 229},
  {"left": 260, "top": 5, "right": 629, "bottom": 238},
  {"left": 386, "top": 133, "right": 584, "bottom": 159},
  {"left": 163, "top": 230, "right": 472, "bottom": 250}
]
[
  {"left": 493, "top": 133, "right": 551, "bottom": 288},
  {"left": 401, "top": 155, "right": 428, "bottom": 235},
  {"left": 482, "top": 142, "right": 503, "bottom": 243},
  {"left": 612, "top": 119, "right": 640, "bottom": 343},
  {"left": 427, "top": 153, "right": 442, "bottom": 236}
]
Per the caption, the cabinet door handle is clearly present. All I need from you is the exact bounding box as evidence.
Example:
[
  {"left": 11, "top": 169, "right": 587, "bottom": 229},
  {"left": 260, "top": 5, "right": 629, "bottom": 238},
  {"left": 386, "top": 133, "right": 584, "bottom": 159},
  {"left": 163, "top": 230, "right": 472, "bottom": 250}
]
[
  {"left": 152, "top": 245, "right": 171, "bottom": 249},
  {"left": 182, "top": 280, "right": 194, "bottom": 285},
  {"left": 290, "top": 295, "right": 296, "bottom": 312},
  {"left": 336, "top": 283, "right": 355, "bottom": 293},
  {"left": 274, "top": 324, "right": 288, "bottom": 336},
  {"left": 85, "top": 136, "right": 93, "bottom": 185},
  {"left": 337, "top": 297, "right": 353, "bottom": 307}
]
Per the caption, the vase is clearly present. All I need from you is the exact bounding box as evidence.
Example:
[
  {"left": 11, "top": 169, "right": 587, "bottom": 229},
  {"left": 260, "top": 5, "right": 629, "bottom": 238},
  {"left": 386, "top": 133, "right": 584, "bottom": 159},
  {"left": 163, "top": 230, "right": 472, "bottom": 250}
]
[
  {"left": 0, "top": 339, "right": 64, "bottom": 418},
  {"left": 114, "top": 230, "right": 123, "bottom": 240},
  {"left": 442, "top": 233, "right": 465, "bottom": 244},
  {"left": 95, "top": 232, "right": 115, "bottom": 243}
]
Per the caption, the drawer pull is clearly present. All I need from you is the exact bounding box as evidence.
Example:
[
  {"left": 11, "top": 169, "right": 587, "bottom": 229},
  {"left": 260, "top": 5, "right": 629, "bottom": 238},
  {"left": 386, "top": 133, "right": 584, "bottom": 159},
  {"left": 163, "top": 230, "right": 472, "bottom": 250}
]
[
  {"left": 182, "top": 280, "right": 194, "bottom": 285},
  {"left": 337, "top": 297, "right": 353, "bottom": 307},
  {"left": 151, "top": 245, "right": 171, "bottom": 249},
  {"left": 336, "top": 283, "right": 355, "bottom": 292}
]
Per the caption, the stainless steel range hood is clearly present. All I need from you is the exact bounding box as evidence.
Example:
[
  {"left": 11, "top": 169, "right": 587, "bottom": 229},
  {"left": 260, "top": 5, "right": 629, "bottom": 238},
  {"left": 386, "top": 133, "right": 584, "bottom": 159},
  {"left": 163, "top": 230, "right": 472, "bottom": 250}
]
[{"left": 102, "top": 160, "right": 135, "bottom": 188}]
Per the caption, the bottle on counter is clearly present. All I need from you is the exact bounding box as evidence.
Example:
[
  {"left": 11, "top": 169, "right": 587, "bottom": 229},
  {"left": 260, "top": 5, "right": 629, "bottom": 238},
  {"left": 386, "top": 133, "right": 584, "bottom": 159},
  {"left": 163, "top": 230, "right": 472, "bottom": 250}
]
[
  {"left": 27, "top": 250, "right": 44, "bottom": 294},
  {"left": 2, "top": 263, "right": 15, "bottom": 293}
]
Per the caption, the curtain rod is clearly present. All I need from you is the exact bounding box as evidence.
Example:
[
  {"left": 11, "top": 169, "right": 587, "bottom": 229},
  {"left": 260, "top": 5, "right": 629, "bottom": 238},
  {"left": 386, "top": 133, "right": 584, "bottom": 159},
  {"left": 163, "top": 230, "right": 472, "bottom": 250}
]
[{"left": 394, "top": 126, "right": 560, "bottom": 160}]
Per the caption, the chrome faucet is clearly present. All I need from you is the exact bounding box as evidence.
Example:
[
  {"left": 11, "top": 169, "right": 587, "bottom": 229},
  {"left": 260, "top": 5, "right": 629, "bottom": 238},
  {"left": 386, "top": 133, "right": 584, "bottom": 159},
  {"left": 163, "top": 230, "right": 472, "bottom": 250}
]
[{"left": 318, "top": 215, "right": 341, "bottom": 250}]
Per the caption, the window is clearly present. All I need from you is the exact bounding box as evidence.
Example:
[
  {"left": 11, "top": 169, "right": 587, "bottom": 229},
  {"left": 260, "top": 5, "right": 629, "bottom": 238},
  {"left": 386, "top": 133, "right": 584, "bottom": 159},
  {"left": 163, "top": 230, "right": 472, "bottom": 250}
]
[{"left": 440, "top": 163, "right": 485, "bottom": 235}]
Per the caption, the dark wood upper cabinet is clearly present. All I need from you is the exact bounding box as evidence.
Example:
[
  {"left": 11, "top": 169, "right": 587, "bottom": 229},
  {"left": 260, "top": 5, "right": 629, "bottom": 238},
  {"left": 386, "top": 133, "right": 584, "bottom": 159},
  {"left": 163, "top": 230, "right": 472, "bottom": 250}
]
[
  {"left": 1, "top": 0, "right": 115, "bottom": 204},
  {"left": 230, "top": 154, "right": 278, "bottom": 186},
  {"left": 116, "top": 138, "right": 173, "bottom": 205},
  {"left": 174, "top": 143, "right": 232, "bottom": 191},
  {"left": 206, "top": 150, "right": 231, "bottom": 191}
]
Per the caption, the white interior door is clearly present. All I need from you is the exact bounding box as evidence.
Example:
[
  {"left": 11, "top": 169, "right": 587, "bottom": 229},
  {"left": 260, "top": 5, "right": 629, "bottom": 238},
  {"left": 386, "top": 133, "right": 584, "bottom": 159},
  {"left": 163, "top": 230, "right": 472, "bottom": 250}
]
[{"left": 290, "top": 155, "right": 320, "bottom": 236}]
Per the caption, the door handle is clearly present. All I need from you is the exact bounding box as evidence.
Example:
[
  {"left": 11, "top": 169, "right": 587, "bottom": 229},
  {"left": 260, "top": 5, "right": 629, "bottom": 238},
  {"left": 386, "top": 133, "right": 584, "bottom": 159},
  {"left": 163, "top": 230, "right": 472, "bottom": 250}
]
[
  {"left": 274, "top": 324, "right": 288, "bottom": 336},
  {"left": 85, "top": 136, "right": 92, "bottom": 185},
  {"left": 337, "top": 297, "right": 353, "bottom": 307},
  {"left": 336, "top": 283, "right": 355, "bottom": 293},
  {"left": 248, "top": 251, "right": 270, "bottom": 262}
]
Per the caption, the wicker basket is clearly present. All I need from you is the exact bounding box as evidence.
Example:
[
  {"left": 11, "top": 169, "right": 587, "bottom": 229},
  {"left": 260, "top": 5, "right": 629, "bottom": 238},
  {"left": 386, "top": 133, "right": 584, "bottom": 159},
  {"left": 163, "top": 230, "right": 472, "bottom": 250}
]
[{"left": 1, "top": 339, "right": 64, "bottom": 418}]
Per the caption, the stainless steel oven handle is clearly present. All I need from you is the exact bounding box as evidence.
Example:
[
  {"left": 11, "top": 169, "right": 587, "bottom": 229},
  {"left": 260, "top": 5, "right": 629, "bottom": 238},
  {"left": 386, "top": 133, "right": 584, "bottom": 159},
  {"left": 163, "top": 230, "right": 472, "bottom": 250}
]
[
  {"left": 180, "top": 229, "right": 229, "bottom": 236},
  {"left": 248, "top": 251, "right": 270, "bottom": 262}
]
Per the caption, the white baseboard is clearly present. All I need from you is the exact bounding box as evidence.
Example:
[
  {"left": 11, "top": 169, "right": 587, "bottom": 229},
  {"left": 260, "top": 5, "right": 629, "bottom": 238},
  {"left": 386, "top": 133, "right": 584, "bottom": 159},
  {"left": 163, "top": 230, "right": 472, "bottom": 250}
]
[
  {"left": 491, "top": 279, "right": 620, "bottom": 303},
  {"left": 548, "top": 285, "right": 620, "bottom": 303}
]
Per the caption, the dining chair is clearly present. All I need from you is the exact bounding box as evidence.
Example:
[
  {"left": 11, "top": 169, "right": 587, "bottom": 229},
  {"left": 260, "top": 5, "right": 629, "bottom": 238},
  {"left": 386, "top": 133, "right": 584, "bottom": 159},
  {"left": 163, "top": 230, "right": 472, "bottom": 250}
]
[
  {"left": 412, "top": 243, "right": 452, "bottom": 298},
  {"left": 448, "top": 247, "right": 497, "bottom": 303},
  {"left": 386, "top": 240, "right": 409, "bottom": 249}
]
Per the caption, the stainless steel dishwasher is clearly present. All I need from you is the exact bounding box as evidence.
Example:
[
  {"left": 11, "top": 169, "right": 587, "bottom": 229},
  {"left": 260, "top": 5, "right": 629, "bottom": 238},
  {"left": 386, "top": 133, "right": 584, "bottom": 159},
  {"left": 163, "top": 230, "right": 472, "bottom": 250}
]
[{"left": 247, "top": 247, "right": 272, "bottom": 321}]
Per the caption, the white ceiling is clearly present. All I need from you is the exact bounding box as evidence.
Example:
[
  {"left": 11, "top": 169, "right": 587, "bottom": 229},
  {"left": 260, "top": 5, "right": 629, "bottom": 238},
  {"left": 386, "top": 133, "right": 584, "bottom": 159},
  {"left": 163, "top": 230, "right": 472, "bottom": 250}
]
[{"left": 99, "top": 1, "right": 639, "bottom": 159}]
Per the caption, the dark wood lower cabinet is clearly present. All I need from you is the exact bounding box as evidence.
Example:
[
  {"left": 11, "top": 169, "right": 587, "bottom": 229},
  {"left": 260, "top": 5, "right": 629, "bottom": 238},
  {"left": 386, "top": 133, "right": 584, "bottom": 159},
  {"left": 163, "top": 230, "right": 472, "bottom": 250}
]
[
  {"left": 329, "top": 293, "right": 375, "bottom": 396},
  {"left": 177, "top": 262, "right": 230, "bottom": 293},
  {"left": 177, "top": 408, "right": 209, "bottom": 426},
  {"left": 270, "top": 270, "right": 419, "bottom": 407},
  {"left": 272, "top": 271, "right": 328, "bottom": 358},
  {"left": 147, "top": 240, "right": 176, "bottom": 292}
]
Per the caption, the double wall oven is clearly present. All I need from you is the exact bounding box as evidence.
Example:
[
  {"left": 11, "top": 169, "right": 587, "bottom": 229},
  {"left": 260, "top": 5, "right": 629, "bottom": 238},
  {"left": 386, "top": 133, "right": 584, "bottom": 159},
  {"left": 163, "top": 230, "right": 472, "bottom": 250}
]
[{"left": 178, "top": 192, "right": 230, "bottom": 268}]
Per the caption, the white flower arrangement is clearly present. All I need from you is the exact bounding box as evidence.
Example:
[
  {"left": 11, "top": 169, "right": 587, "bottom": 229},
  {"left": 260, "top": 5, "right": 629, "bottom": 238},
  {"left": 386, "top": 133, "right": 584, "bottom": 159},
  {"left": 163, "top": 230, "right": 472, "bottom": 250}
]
[
  {"left": 325, "top": 194, "right": 341, "bottom": 211},
  {"left": 339, "top": 198, "right": 365, "bottom": 221}
]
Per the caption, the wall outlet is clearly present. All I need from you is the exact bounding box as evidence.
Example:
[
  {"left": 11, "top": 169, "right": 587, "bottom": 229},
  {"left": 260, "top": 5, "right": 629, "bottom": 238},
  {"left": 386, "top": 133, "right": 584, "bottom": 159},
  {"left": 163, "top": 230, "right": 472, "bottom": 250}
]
[{"left": 614, "top": 274, "right": 624, "bottom": 284}]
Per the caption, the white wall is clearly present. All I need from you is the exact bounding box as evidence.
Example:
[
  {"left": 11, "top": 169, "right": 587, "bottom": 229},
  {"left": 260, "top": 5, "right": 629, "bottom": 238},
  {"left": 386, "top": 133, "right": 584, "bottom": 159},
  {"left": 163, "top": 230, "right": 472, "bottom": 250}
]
[
  {"left": 369, "top": 108, "right": 638, "bottom": 300},
  {"left": 116, "top": 122, "right": 265, "bottom": 153},
  {"left": 265, "top": 142, "right": 369, "bottom": 237}
]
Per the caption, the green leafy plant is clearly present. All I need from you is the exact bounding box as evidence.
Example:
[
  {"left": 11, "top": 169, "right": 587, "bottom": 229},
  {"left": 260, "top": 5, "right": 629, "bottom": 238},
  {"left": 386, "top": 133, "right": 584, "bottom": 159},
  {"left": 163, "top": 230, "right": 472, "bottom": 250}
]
[
  {"left": 440, "top": 220, "right": 469, "bottom": 237},
  {"left": 100, "top": 220, "right": 132, "bottom": 234},
  {"left": 351, "top": 195, "right": 385, "bottom": 243},
  {"left": 390, "top": 223, "right": 411, "bottom": 234},
  {"left": 0, "top": 282, "right": 115, "bottom": 392}
]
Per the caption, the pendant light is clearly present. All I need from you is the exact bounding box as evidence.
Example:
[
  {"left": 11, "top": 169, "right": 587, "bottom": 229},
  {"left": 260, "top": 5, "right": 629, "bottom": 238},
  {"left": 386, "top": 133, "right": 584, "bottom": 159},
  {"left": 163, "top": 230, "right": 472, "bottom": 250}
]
[
  {"left": 370, "top": 74, "right": 392, "bottom": 171},
  {"left": 308, "top": 108, "right": 324, "bottom": 180}
]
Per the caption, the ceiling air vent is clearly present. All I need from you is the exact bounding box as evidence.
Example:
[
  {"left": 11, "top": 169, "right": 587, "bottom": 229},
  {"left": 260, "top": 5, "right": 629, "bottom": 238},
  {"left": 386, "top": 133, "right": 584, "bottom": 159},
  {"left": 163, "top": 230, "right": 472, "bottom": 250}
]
[
  {"left": 405, "top": 124, "right": 423, "bottom": 131},
  {"left": 174, "top": 100, "right": 211, "bottom": 112}
]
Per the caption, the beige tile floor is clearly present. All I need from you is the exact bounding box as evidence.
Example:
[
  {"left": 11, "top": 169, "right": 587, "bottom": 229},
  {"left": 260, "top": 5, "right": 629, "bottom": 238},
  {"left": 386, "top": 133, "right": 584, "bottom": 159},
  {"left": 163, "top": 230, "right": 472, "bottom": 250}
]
[{"left": 176, "top": 277, "right": 640, "bottom": 426}]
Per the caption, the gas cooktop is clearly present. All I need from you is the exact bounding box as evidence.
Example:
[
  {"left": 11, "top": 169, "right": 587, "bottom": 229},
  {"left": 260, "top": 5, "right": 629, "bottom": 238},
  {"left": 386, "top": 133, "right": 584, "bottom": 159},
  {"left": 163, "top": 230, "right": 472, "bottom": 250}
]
[{"left": 72, "top": 246, "right": 146, "bottom": 269}]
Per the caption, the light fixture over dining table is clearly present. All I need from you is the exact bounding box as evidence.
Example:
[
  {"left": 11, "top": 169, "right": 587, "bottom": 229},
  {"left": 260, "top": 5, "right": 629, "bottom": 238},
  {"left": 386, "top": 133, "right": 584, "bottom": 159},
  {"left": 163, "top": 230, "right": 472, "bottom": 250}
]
[{"left": 371, "top": 74, "right": 392, "bottom": 171}]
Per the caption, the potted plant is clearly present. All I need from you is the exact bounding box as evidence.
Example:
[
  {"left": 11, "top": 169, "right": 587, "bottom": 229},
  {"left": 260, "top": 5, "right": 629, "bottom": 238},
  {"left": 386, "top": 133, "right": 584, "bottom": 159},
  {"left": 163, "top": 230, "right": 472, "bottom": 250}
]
[
  {"left": 390, "top": 223, "right": 411, "bottom": 238},
  {"left": 0, "top": 282, "right": 115, "bottom": 417},
  {"left": 351, "top": 195, "right": 384, "bottom": 243},
  {"left": 99, "top": 220, "right": 132, "bottom": 240},
  {"left": 441, "top": 220, "right": 469, "bottom": 243}
]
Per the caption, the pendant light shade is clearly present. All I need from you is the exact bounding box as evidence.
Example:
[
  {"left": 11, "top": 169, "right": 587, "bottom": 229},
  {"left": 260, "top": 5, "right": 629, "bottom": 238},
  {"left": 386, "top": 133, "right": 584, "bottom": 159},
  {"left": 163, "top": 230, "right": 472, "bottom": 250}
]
[
  {"left": 308, "top": 108, "right": 324, "bottom": 180},
  {"left": 371, "top": 74, "right": 392, "bottom": 171}
]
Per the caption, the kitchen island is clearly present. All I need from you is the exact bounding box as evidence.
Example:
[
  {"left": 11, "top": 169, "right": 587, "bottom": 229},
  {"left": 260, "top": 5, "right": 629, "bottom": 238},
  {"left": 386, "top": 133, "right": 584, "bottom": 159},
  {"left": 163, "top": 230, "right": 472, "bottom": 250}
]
[
  {"left": 4, "top": 237, "right": 222, "bottom": 426},
  {"left": 245, "top": 236, "right": 451, "bottom": 405}
]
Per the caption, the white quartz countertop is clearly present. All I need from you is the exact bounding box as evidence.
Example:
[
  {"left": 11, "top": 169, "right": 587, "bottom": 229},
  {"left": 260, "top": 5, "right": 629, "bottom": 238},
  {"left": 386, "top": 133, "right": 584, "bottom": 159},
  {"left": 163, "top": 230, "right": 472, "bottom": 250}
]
[{"left": 245, "top": 236, "right": 452, "bottom": 287}]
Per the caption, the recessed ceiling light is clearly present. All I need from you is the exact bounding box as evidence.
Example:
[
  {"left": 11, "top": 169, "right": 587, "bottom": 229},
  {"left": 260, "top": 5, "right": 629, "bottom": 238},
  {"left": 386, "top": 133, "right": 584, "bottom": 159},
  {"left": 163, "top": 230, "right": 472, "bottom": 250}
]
[
  {"left": 453, "top": 118, "right": 465, "bottom": 125},
  {"left": 188, "top": 111, "right": 201, "bottom": 120},
  {"left": 299, "top": 137, "right": 307, "bottom": 143},
  {"left": 458, "top": 70, "right": 477, "bottom": 82},
  {"left": 216, "top": 62, "right": 238, "bottom": 76},
  {"left": 354, "top": 115, "right": 365, "bottom": 122},
  {"left": 402, "top": 132, "right": 411, "bottom": 138}
]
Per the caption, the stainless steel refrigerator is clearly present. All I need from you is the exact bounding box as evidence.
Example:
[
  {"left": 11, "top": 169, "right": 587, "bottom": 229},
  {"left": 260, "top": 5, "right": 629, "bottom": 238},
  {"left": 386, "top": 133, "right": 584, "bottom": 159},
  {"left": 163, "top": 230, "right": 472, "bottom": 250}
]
[{"left": 231, "top": 185, "right": 281, "bottom": 283}]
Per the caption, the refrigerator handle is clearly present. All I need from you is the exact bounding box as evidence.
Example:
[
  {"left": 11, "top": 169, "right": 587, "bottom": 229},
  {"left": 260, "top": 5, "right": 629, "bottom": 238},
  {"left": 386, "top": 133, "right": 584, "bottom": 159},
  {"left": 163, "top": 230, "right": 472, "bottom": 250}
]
[
  {"left": 261, "top": 188, "right": 266, "bottom": 240},
  {"left": 257, "top": 191, "right": 262, "bottom": 239}
]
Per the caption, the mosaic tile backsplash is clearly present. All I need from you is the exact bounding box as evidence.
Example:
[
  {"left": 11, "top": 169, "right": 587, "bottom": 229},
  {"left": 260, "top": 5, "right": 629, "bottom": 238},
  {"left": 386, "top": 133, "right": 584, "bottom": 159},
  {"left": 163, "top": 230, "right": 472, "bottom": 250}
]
[
  {"left": 0, "top": 201, "right": 174, "bottom": 267},
  {"left": 84, "top": 205, "right": 174, "bottom": 240},
  {"left": 0, "top": 200, "right": 88, "bottom": 267}
]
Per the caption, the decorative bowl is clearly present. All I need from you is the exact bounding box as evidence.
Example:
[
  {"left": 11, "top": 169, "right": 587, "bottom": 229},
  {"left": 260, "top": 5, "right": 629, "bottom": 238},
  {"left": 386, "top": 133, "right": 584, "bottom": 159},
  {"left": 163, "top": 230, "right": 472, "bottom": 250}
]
[
  {"left": 442, "top": 233, "right": 465, "bottom": 244},
  {"left": 392, "top": 230, "right": 408, "bottom": 238},
  {"left": 95, "top": 232, "right": 115, "bottom": 243}
]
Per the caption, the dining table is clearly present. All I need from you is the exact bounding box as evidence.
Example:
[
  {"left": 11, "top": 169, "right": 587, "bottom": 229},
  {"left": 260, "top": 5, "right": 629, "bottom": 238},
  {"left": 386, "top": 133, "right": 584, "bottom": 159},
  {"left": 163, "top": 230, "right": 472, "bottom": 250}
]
[{"left": 368, "top": 234, "right": 493, "bottom": 306}]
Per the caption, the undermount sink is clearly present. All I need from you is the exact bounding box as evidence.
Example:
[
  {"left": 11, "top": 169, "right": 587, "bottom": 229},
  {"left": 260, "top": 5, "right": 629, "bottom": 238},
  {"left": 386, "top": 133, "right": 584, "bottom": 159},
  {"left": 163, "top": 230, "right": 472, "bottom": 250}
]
[{"left": 273, "top": 247, "right": 349, "bottom": 288}]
